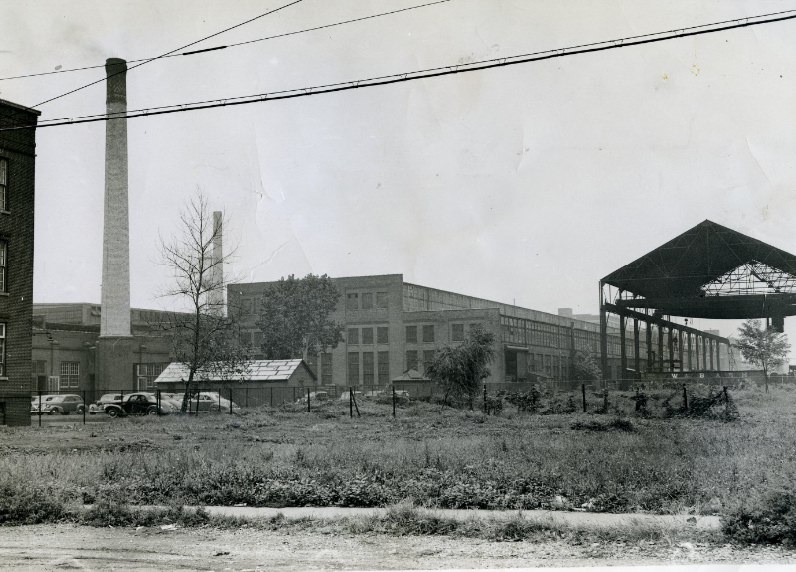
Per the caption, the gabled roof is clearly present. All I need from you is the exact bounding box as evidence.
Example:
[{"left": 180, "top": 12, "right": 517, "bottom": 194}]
[
  {"left": 602, "top": 220, "right": 796, "bottom": 318},
  {"left": 154, "top": 359, "right": 314, "bottom": 384}
]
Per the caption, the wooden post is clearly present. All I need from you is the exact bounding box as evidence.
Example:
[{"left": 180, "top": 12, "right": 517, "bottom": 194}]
[
  {"left": 619, "top": 315, "right": 627, "bottom": 383},
  {"left": 683, "top": 384, "right": 688, "bottom": 411},
  {"left": 349, "top": 387, "right": 353, "bottom": 418},
  {"left": 581, "top": 383, "right": 587, "bottom": 412},
  {"left": 483, "top": 384, "right": 487, "bottom": 414},
  {"left": 307, "top": 387, "right": 311, "bottom": 413},
  {"left": 228, "top": 388, "right": 233, "bottom": 414},
  {"left": 633, "top": 319, "right": 640, "bottom": 377},
  {"left": 82, "top": 390, "right": 87, "bottom": 424},
  {"left": 392, "top": 387, "right": 396, "bottom": 418}
]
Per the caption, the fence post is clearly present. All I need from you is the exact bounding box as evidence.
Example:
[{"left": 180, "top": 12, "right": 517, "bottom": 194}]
[
  {"left": 307, "top": 387, "right": 311, "bottom": 413},
  {"left": 229, "top": 388, "right": 233, "bottom": 414},
  {"left": 723, "top": 385, "right": 729, "bottom": 415},
  {"left": 581, "top": 383, "right": 587, "bottom": 412},
  {"left": 195, "top": 390, "right": 200, "bottom": 416},
  {"left": 82, "top": 390, "right": 86, "bottom": 425},
  {"left": 683, "top": 384, "right": 688, "bottom": 411},
  {"left": 38, "top": 390, "right": 42, "bottom": 427},
  {"left": 349, "top": 387, "right": 353, "bottom": 418},
  {"left": 392, "top": 387, "right": 396, "bottom": 418},
  {"left": 483, "top": 384, "right": 487, "bottom": 414},
  {"left": 218, "top": 391, "right": 221, "bottom": 412}
]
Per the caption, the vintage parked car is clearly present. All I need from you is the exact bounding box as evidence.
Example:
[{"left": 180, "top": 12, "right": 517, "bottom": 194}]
[
  {"left": 191, "top": 391, "right": 240, "bottom": 412},
  {"left": 297, "top": 390, "right": 330, "bottom": 403},
  {"left": 104, "top": 392, "right": 172, "bottom": 417},
  {"left": 31, "top": 395, "right": 59, "bottom": 414},
  {"left": 32, "top": 394, "right": 85, "bottom": 415},
  {"left": 89, "top": 393, "right": 124, "bottom": 414}
]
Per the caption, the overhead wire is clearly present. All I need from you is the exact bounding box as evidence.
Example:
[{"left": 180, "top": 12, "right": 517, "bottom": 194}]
[
  {"left": 4, "top": 8, "right": 796, "bottom": 131},
  {"left": 0, "top": 0, "right": 452, "bottom": 83},
  {"left": 31, "top": 0, "right": 306, "bottom": 107}
]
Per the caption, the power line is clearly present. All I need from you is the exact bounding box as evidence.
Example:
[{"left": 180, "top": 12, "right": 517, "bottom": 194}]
[
  {"left": 32, "top": 0, "right": 305, "bottom": 107},
  {"left": 5, "top": 9, "right": 796, "bottom": 131},
  {"left": 0, "top": 0, "right": 452, "bottom": 83}
]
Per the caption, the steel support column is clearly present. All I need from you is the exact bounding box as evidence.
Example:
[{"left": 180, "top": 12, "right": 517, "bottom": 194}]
[
  {"left": 599, "top": 282, "right": 608, "bottom": 386},
  {"left": 657, "top": 324, "right": 664, "bottom": 372},
  {"left": 687, "top": 332, "right": 693, "bottom": 371},
  {"left": 667, "top": 327, "right": 674, "bottom": 371},
  {"left": 633, "top": 318, "right": 640, "bottom": 374},
  {"left": 678, "top": 329, "right": 684, "bottom": 371},
  {"left": 620, "top": 315, "right": 627, "bottom": 379}
]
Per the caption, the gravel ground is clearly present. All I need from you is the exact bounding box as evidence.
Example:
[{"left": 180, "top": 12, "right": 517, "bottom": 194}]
[{"left": 1, "top": 524, "right": 795, "bottom": 570}]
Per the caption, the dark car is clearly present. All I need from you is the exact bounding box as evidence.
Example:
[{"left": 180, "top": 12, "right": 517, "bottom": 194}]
[{"left": 104, "top": 392, "right": 171, "bottom": 417}]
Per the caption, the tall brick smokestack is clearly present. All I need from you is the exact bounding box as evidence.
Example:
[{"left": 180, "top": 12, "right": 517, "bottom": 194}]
[
  {"left": 100, "top": 58, "right": 131, "bottom": 337},
  {"left": 209, "top": 211, "right": 225, "bottom": 316}
]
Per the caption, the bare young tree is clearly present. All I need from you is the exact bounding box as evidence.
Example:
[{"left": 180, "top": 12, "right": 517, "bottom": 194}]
[{"left": 159, "top": 193, "right": 248, "bottom": 408}]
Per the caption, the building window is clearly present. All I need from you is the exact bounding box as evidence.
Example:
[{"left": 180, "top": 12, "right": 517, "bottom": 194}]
[
  {"left": 405, "top": 326, "right": 417, "bottom": 343},
  {"left": 347, "top": 328, "right": 359, "bottom": 345},
  {"left": 378, "top": 351, "right": 389, "bottom": 384},
  {"left": 136, "top": 363, "right": 166, "bottom": 391},
  {"left": 60, "top": 361, "right": 79, "bottom": 389},
  {"left": 376, "top": 292, "right": 389, "bottom": 309},
  {"left": 0, "top": 158, "right": 7, "bottom": 211},
  {"left": 321, "top": 353, "right": 333, "bottom": 385},
  {"left": 346, "top": 293, "right": 359, "bottom": 310},
  {"left": 452, "top": 323, "right": 464, "bottom": 342},
  {"left": 422, "top": 325, "right": 435, "bottom": 343},
  {"left": 406, "top": 350, "right": 418, "bottom": 371},
  {"left": 347, "top": 352, "right": 360, "bottom": 385},
  {"left": 363, "top": 352, "right": 374, "bottom": 384},
  {"left": 362, "top": 327, "right": 374, "bottom": 345},
  {"left": 361, "top": 292, "right": 373, "bottom": 310},
  {"left": 0, "top": 240, "right": 7, "bottom": 293},
  {"left": 377, "top": 326, "right": 389, "bottom": 344},
  {"left": 423, "top": 350, "right": 435, "bottom": 370}
]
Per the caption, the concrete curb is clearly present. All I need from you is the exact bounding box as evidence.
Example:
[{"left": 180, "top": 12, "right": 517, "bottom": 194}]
[{"left": 184, "top": 506, "right": 721, "bottom": 531}]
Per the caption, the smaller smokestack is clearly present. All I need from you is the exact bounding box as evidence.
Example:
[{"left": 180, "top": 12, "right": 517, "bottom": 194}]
[{"left": 208, "top": 211, "right": 225, "bottom": 315}]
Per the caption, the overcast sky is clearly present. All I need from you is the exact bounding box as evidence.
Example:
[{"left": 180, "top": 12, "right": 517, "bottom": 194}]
[{"left": 3, "top": 0, "right": 796, "bottom": 349}]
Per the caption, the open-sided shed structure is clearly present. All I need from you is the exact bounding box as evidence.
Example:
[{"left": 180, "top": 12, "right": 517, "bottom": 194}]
[{"left": 599, "top": 220, "right": 796, "bottom": 378}]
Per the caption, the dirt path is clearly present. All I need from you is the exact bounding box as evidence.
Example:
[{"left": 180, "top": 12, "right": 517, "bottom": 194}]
[{"left": 1, "top": 524, "right": 794, "bottom": 570}]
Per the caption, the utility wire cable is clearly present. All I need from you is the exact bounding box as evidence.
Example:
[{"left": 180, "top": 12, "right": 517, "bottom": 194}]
[
  {"left": 1, "top": 0, "right": 452, "bottom": 82},
  {"left": 32, "top": 0, "right": 305, "bottom": 107},
  {"left": 6, "top": 9, "right": 796, "bottom": 131}
]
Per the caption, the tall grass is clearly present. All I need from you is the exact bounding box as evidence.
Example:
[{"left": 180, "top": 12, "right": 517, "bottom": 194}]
[{"left": 2, "top": 386, "right": 796, "bottom": 520}]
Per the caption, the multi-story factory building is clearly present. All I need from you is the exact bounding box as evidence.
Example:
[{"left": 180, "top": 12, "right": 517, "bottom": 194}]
[
  {"left": 229, "top": 274, "right": 734, "bottom": 387},
  {"left": 0, "top": 99, "right": 40, "bottom": 425}
]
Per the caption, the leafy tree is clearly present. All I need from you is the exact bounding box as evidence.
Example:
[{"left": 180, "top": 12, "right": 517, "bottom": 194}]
[
  {"left": 158, "top": 194, "right": 249, "bottom": 410},
  {"left": 734, "top": 319, "right": 790, "bottom": 393},
  {"left": 571, "top": 349, "right": 602, "bottom": 382},
  {"left": 256, "top": 274, "right": 344, "bottom": 361},
  {"left": 425, "top": 325, "right": 496, "bottom": 408}
]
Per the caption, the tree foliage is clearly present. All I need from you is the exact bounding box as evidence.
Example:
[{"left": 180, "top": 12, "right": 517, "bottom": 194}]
[
  {"left": 425, "top": 325, "right": 496, "bottom": 407},
  {"left": 158, "top": 194, "right": 249, "bottom": 405},
  {"left": 256, "top": 273, "right": 344, "bottom": 360},
  {"left": 571, "top": 349, "right": 602, "bottom": 382},
  {"left": 734, "top": 319, "right": 790, "bottom": 391}
]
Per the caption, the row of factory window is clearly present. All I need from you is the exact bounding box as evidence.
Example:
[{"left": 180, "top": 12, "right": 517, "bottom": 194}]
[
  {"left": 307, "top": 349, "right": 438, "bottom": 386},
  {"left": 30, "top": 360, "right": 166, "bottom": 391},
  {"left": 344, "top": 322, "right": 484, "bottom": 346},
  {"left": 346, "top": 291, "right": 390, "bottom": 311},
  {"left": 0, "top": 158, "right": 9, "bottom": 212}
]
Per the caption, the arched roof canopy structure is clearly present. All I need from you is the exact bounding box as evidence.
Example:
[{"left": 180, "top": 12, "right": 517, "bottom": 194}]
[{"left": 602, "top": 220, "right": 796, "bottom": 320}]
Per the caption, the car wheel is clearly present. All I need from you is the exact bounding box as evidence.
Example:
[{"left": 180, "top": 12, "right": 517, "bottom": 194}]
[
  {"left": 48, "top": 410, "right": 56, "bottom": 415},
  {"left": 147, "top": 408, "right": 158, "bottom": 415},
  {"left": 106, "top": 408, "right": 119, "bottom": 418},
  {"left": 210, "top": 405, "right": 219, "bottom": 412},
  {"left": 77, "top": 406, "right": 85, "bottom": 414}
]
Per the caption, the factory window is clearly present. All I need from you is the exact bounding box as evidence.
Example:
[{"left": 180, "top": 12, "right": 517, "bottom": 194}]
[
  {"left": 347, "top": 328, "right": 359, "bottom": 345},
  {"left": 136, "top": 363, "right": 166, "bottom": 391},
  {"left": 452, "top": 324, "right": 464, "bottom": 342},
  {"left": 361, "top": 293, "right": 373, "bottom": 310},
  {"left": 347, "top": 352, "right": 360, "bottom": 385},
  {"left": 363, "top": 352, "right": 374, "bottom": 384},
  {"left": 362, "top": 327, "right": 374, "bottom": 345},
  {"left": 60, "top": 361, "right": 79, "bottom": 389},
  {"left": 32, "top": 360, "right": 47, "bottom": 375},
  {"left": 377, "top": 326, "right": 389, "bottom": 344},
  {"left": 0, "top": 158, "right": 6, "bottom": 212},
  {"left": 321, "top": 353, "right": 333, "bottom": 385},
  {"left": 422, "top": 325, "right": 435, "bottom": 343},
  {"left": 406, "top": 350, "right": 418, "bottom": 371},
  {"left": 376, "top": 292, "right": 389, "bottom": 309},
  {"left": 346, "top": 293, "right": 359, "bottom": 310},
  {"left": 405, "top": 325, "right": 417, "bottom": 343},
  {"left": 0, "top": 240, "right": 7, "bottom": 293},
  {"left": 423, "top": 350, "right": 435, "bottom": 370},
  {"left": 378, "top": 351, "right": 389, "bottom": 384}
]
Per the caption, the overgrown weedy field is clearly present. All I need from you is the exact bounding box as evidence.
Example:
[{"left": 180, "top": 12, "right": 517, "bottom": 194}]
[{"left": 2, "top": 383, "right": 796, "bottom": 546}]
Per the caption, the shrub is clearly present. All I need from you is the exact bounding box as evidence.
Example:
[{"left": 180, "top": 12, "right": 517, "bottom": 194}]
[
  {"left": 0, "top": 484, "right": 69, "bottom": 525},
  {"left": 722, "top": 490, "right": 796, "bottom": 545}
]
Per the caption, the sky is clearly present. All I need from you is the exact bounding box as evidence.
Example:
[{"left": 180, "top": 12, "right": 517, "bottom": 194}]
[{"left": 2, "top": 0, "right": 796, "bottom": 352}]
